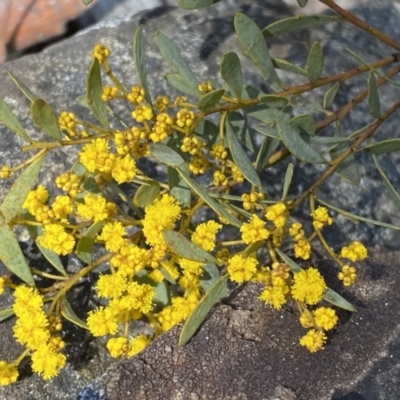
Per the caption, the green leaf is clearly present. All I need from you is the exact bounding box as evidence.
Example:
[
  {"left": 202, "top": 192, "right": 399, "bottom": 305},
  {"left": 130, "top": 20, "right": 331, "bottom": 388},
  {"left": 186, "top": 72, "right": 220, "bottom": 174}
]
[
  {"left": 76, "top": 221, "right": 105, "bottom": 264},
  {"left": 331, "top": 123, "right": 360, "bottom": 185},
  {"left": 226, "top": 120, "right": 261, "bottom": 187},
  {"left": 179, "top": 274, "right": 228, "bottom": 345},
  {"left": 200, "top": 263, "right": 224, "bottom": 293},
  {"left": 134, "top": 181, "right": 161, "bottom": 207},
  {"left": 275, "top": 248, "right": 301, "bottom": 273},
  {"left": 368, "top": 71, "right": 381, "bottom": 118},
  {"left": 0, "top": 309, "right": 14, "bottom": 322},
  {"left": 230, "top": 111, "right": 255, "bottom": 152},
  {"left": 37, "top": 243, "right": 67, "bottom": 276},
  {"left": 259, "top": 95, "right": 289, "bottom": 109},
  {"left": 372, "top": 154, "right": 400, "bottom": 210},
  {"left": 162, "top": 230, "right": 218, "bottom": 263},
  {"left": 178, "top": 0, "right": 221, "bottom": 9},
  {"left": 7, "top": 71, "right": 37, "bottom": 102},
  {"left": 323, "top": 288, "right": 355, "bottom": 312},
  {"left": 304, "top": 136, "right": 352, "bottom": 145},
  {"left": 255, "top": 136, "right": 280, "bottom": 173},
  {"left": 254, "top": 125, "right": 279, "bottom": 139},
  {"left": 234, "top": 13, "right": 282, "bottom": 92},
  {"left": 277, "top": 120, "right": 326, "bottom": 164},
  {"left": 176, "top": 167, "right": 241, "bottom": 227},
  {"left": 263, "top": 15, "right": 339, "bottom": 37},
  {"left": 363, "top": 139, "right": 400, "bottom": 154},
  {"left": 323, "top": 82, "right": 340, "bottom": 109},
  {"left": 272, "top": 58, "right": 307, "bottom": 76},
  {"left": 281, "top": 163, "right": 294, "bottom": 202},
  {"left": 297, "top": 0, "right": 308, "bottom": 7},
  {"left": 165, "top": 74, "right": 200, "bottom": 97},
  {"left": 220, "top": 52, "right": 243, "bottom": 98},
  {"left": 60, "top": 296, "right": 88, "bottom": 329},
  {"left": 30, "top": 99, "right": 61, "bottom": 140},
  {"left": 0, "top": 95, "right": 30, "bottom": 141},
  {"left": 149, "top": 143, "right": 185, "bottom": 166},
  {"left": 87, "top": 58, "right": 109, "bottom": 128},
  {"left": 156, "top": 32, "right": 199, "bottom": 92},
  {"left": 168, "top": 166, "right": 191, "bottom": 207},
  {"left": 306, "top": 41, "right": 324, "bottom": 84},
  {"left": 0, "top": 153, "right": 45, "bottom": 223},
  {"left": 289, "top": 114, "right": 316, "bottom": 136},
  {"left": 198, "top": 89, "right": 225, "bottom": 112},
  {"left": 152, "top": 281, "right": 170, "bottom": 307},
  {"left": 0, "top": 225, "right": 35, "bottom": 286},
  {"left": 133, "top": 25, "right": 153, "bottom": 106},
  {"left": 80, "top": 0, "right": 93, "bottom": 5}
]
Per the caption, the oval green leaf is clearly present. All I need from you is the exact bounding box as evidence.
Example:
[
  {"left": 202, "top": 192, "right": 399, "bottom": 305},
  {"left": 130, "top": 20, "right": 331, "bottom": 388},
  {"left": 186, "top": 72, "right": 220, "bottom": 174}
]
[
  {"left": 255, "top": 136, "right": 281, "bottom": 173},
  {"left": 7, "top": 71, "right": 37, "bottom": 102},
  {"left": 133, "top": 25, "right": 153, "bottom": 106},
  {"left": 60, "top": 296, "right": 88, "bottom": 329},
  {"left": 277, "top": 119, "right": 326, "bottom": 164},
  {"left": 87, "top": 59, "right": 109, "bottom": 128},
  {"left": 0, "top": 153, "right": 45, "bottom": 223},
  {"left": 0, "top": 95, "right": 30, "bottom": 141},
  {"left": 297, "top": 0, "right": 308, "bottom": 7},
  {"left": 234, "top": 13, "right": 282, "bottom": 92},
  {"left": 179, "top": 274, "right": 228, "bottom": 346},
  {"left": 134, "top": 181, "right": 161, "bottom": 207},
  {"left": 162, "top": 229, "right": 217, "bottom": 264},
  {"left": 31, "top": 99, "right": 61, "bottom": 140},
  {"left": 165, "top": 74, "right": 200, "bottom": 98},
  {"left": 0, "top": 309, "right": 14, "bottom": 322},
  {"left": 76, "top": 221, "right": 105, "bottom": 264},
  {"left": 220, "top": 52, "right": 243, "bottom": 98},
  {"left": 176, "top": 167, "right": 241, "bottom": 227},
  {"left": 323, "top": 288, "right": 355, "bottom": 312},
  {"left": 198, "top": 89, "right": 225, "bottom": 112},
  {"left": 37, "top": 243, "right": 67, "bottom": 276},
  {"left": 363, "top": 139, "right": 400, "bottom": 154},
  {"left": 306, "top": 41, "right": 324, "bottom": 84},
  {"left": 178, "top": 0, "right": 221, "bottom": 9},
  {"left": 368, "top": 71, "right": 381, "bottom": 119},
  {"left": 281, "top": 163, "right": 294, "bottom": 202},
  {"left": 149, "top": 143, "right": 185, "bottom": 166},
  {"left": 289, "top": 114, "right": 316, "bottom": 136},
  {"left": 226, "top": 120, "right": 262, "bottom": 187},
  {"left": 272, "top": 58, "right": 307, "bottom": 76},
  {"left": 323, "top": 82, "right": 340, "bottom": 109},
  {"left": 0, "top": 225, "right": 35, "bottom": 286},
  {"left": 168, "top": 165, "right": 191, "bottom": 207},
  {"left": 263, "top": 15, "right": 339, "bottom": 37}
]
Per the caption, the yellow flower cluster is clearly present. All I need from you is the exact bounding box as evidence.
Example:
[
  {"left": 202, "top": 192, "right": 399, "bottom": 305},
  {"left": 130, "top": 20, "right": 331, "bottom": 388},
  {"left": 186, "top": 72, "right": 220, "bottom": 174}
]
[
  {"left": 338, "top": 264, "right": 357, "bottom": 286},
  {"left": 240, "top": 214, "right": 270, "bottom": 244},
  {"left": 340, "top": 241, "right": 368, "bottom": 262},
  {"left": 312, "top": 206, "right": 333, "bottom": 230},
  {"left": 291, "top": 268, "right": 327, "bottom": 305},
  {"left": 227, "top": 255, "right": 258, "bottom": 283},
  {"left": 265, "top": 202, "right": 288, "bottom": 229}
]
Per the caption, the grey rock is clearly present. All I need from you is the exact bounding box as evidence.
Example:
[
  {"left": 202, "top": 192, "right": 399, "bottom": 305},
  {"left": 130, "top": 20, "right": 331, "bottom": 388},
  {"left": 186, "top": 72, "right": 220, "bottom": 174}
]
[{"left": 0, "top": 1, "right": 400, "bottom": 399}]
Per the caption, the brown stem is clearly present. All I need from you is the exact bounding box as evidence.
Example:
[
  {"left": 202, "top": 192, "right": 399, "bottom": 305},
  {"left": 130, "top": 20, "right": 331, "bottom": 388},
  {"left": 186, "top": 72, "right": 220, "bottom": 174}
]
[
  {"left": 318, "top": 0, "right": 400, "bottom": 52},
  {"left": 291, "top": 99, "right": 400, "bottom": 209}
]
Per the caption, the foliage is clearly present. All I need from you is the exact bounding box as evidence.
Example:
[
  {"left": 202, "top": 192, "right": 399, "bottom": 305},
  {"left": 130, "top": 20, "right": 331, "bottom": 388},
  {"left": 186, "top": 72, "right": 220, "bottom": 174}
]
[{"left": 0, "top": 0, "right": 400, "bottom": 384}]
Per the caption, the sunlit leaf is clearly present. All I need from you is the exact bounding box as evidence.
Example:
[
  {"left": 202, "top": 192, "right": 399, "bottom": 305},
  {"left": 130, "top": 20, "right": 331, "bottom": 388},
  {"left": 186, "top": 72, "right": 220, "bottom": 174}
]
[
  {"left": 76, "top": 221, "right": 105, "bottom": 264},
  {"left": 306, "top": 41, "right": 324, "bottom": 84},
  {"left": 0, "top": 95, "right": 30, "bottom": 141},
  {"left": 263, "top": 15, "right": 338, "bottom": 37},
  {"left": 87, "top": 58, "right": 109, "bottom": 128},
  {"left": 226, "top": 120, "right": 261, "bottom": 187},
  {"left": 271, "top": 58, "right": 307, "bottom": 76},
  {"left": 31, "top": 99, "right": 61, "bottom": 140},
  {"left": 168, "top": 165, "right": 191, "bottom": 207},
  {"left": 277, "top": 120, "right": 326, "bottom": 164},
  {"left": 255, "top": 136, "right": 280, "bottom": 172},
  {"left": 150, "top": 143, "right": 185, "bottom": 166},
  {"left": 289, "top": 114, "right": 316, "bottom": 136},
  {"left": 200, "top": 263, "right": 224, "bottom": 293},
  {"left": 7, "top": 71, "right": 37, "bottom": 102},
  {"left": 0, "top": 225, "right": 35, "bottom": 286},
  {"left": 134, "top": 181, "right": 161, "bottom": 207},
  {"left": 133, "top": 25, "right": 153, "bottom": 106},
  {"left": 368, "top": 71, "right": 381, "bottom": 118},
  {"left": 323, "top": 82, "right": 340, "bottom": 109},
  {"left": 37, "top": 243, "right": 67, "bottom": 276},
  {"left": 0, "top": 153, "right": 45, "bottom": 223},
  {"left": 220, "top": 52, "right": 243, "bottom": 98},
  {"left": 234, "top": 13, "right": 282, "bottom": 91},
  {"left": 323, "top": 288, "right": 355, "bottom": 312},
  {"left": 198, "top": 89, "right": 225, "bottom": 112},
  {"left": 162, "top": 230, "right": 218, "bottom": 263},
  {"left": 165, "top": 74, "right": 200, "bottom": 97},
  {"left": 179, "top": 274, "right": 228, "bottom": 345},
  {"left": 0, "top": 309, "right": 14, "bottom": 322},
  {"left": 281, "top": 163, "right": 294, "bottom": 201},
  {"left": 80, "top": 0, "right": 93, "bottom": 5},
  {"left": 60, "top": 296, "right": 88, "bottom": 329}
]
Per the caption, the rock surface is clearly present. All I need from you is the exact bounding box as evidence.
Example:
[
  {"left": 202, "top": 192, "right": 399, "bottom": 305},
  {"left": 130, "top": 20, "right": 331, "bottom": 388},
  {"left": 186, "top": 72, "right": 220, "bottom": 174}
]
[{"left": 0, "top": 1, "right": 400, "bottom": 399}]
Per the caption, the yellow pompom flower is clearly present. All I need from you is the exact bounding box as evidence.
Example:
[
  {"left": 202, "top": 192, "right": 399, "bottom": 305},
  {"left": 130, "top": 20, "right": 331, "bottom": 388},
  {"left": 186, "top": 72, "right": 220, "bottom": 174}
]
[
  {"left": 340, "top": 241, "right": 368, "bottom": 262},
  {"left": 51, "top": 195, "right": 73, "bottom": 220},
  {"left": 23, "top": 185, "right": 49, "bottom": 215},
  {"left": 111, "top": 155, "right": 137, "bottom": 184},
  {"left": 37, "top": 223, "right": 75, "bottom": 256},
  {"left": 299, "top": 311, "right": 314, "bottom": 329},
  {"left": 98, "top": 221, "right": 126, "bottom": 253},
  {"left": 106, "top": 337, "right": 129, "bottom": 358},
  {"left": 259, "top": 277, "right": 289, "bottom": 309},
  {"left": 293, "top": 239, "right": 311, "bottom": 260},
  {"left": 95, "top": 273, "right": 127, "bottom": 299},
  {"left": 119, "top": 282, "right": 155, "bottom": 314},
  {"left": 338, "top": 265, "right": 357, "bottom": 286},
  {"left": 265, "top": 202, "right": 288, "bottom": 228},
  {"left": 191, "top": 220, "right": 222, "bottom": 252},
  {"left": 288, "top": 222, "right": 304, "bottom": 241},
  {"left": 312, "top": 206, "right": 333, "bottom": 230},
  {"left": 87, "top": 306, "right": 118, "bottom": 337},
  {"left": 127, "top": 335, "right": 151, "bottom": 357},
  {"left": 299, "top": 329, "right": 327, "bottom": 352},
  {"left": 127, "top": 85, "right": 145, "bottom": 104},
  {"left": 31, "top": 344, "right": 66, "bottom": 380},
  {"left": 227, "top": 255, "right": 258, "bottom": 283},
  {"left": 291, "top": 268, "right": 327, "bottom": 305},
  {"left": 92, "top": 44, "right": 110, "bottom": 63},
  {"left": 79, "top": 138, "right": 115, "bottom": 174},
  {"left": 240, "top": 214, "right": 270, "bottom": 245},
  {"left": 131, "top": 104, "right": 153, "bottom": 122},
  {"left": 12, "top": 286, "right": 44, "bottom": 317},
  {"left": 0, "top": 361, "right": 19, "bottom": 385},
  {"left": 76, "top": 194, "right": 112, "bottom": 222},
  {"left": 313, "top": 307, "right": 338, "bottom": 331}
]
